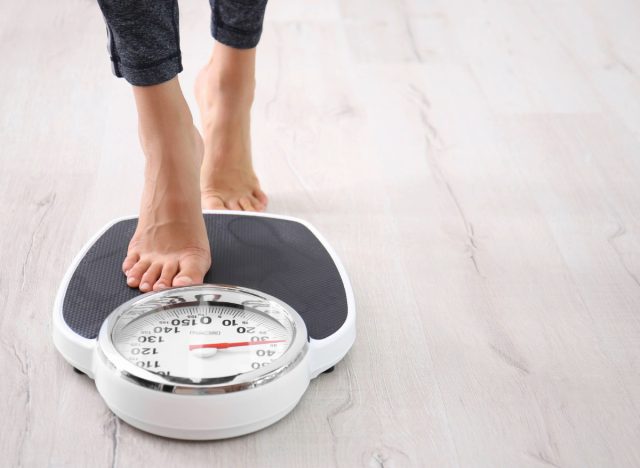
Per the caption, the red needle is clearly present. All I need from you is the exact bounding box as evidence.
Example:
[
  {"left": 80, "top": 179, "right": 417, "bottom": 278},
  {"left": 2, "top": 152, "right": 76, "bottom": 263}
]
[{"left": 189, "top": 340, "right": 287, "bottom": 351}]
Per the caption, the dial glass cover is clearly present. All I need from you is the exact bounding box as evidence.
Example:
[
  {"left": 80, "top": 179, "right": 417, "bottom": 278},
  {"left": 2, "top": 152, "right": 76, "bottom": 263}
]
[{"left": 104, "top": 285, "right": 302, "bottom": 385}]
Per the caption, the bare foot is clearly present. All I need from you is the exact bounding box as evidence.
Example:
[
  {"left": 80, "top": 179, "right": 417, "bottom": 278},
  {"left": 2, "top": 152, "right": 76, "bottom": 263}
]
[
  {"left": 123, "top": 79, "right": 211, "bottom": 292},
  {"left": 195, "top": 44, "right": 268, "bottom": 212}
]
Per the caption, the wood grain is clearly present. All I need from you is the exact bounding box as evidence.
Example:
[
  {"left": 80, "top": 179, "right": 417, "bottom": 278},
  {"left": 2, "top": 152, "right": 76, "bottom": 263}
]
[{"left": 1, "top": 0, "right": 640, "bottom": 466}]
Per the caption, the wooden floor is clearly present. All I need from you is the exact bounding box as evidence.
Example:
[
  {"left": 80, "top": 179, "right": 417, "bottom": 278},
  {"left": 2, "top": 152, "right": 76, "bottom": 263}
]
[{"left": 2, "top": 0, "right": 640, "bottom": 466}]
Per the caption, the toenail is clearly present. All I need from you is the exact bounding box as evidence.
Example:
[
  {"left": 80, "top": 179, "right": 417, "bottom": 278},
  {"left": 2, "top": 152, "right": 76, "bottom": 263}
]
[
  {"left": 176, "top": 276, "right": 192, "bottom": 285},
  {"left": 140, "top": 282, "right": 150, "bottom": 290},
  {"left": 127, "top": 276, "right": 136, "bottom": 284}
]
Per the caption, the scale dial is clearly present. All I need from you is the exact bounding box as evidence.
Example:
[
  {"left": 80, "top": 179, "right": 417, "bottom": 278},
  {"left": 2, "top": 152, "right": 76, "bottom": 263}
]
[{"left": 98, "top": 285, "right": 308, "bottom": 392}]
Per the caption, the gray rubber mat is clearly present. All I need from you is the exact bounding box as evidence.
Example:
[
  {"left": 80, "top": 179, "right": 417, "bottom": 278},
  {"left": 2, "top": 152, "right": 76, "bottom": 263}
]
[{"left": 62, "top": 214, "right": 348, "bottom": 340}]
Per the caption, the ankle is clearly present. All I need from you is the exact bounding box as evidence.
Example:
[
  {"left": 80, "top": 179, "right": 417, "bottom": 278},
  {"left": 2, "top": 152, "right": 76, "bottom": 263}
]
[
  {"left": 138, "top": 116, "right": 197, "bottom": 155},
  {"left": 200, "top": 62, "right": 255, "bottom": 107},
  {"left": 138, "top": 105, "right": 193, "bottom": 137},
  {"left": 134, "top": 78, "right": 194, "bottom": 131}
]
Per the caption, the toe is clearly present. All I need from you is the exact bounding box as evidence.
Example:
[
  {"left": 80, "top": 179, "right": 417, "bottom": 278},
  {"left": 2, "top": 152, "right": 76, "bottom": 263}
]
[
  {"left": 253, "top": 188, "right": 268, "bottom": 210},
  {"left": 122, "top": 252, "right": 139, "bottom": 275},
  {"left": 227, "top": 199, "right": 242, "bottom": 211},
  {"left": 173, "top": 253, "right": 210, "bottom": 287},
  {"left": 203, "top": 194, "right": 226, "bottom": 210},
  {"left": 154, "top": 260, "right": 179, "bottom": 291},
  {"left": 251, "top": 195, "right": 266, "bottom": 212},
  {"left": 126, "top": 259, "right": 151, "bottom": 288},
  {"left": 139, "top": 262, "right": 163, "bottom": 292},
  {"left": 238, "top": 196, "right": 256, "bottom": 211}
]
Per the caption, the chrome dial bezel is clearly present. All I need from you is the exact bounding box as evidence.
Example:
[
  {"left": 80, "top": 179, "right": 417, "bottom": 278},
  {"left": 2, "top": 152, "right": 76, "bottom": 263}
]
[{"left": 97, "top": 284, "right": 308, "bottom": 394}]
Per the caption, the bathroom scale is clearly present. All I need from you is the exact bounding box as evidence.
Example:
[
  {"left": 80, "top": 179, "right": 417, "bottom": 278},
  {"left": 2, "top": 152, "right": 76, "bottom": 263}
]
[{"left": 52, "top": 210, "right": 355, "bottom": 440}]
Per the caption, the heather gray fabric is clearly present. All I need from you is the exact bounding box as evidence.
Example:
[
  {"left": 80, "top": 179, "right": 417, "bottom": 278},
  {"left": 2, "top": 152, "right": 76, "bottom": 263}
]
[{"left": 97, "top": 0, "right": 268, "bottom": 86}]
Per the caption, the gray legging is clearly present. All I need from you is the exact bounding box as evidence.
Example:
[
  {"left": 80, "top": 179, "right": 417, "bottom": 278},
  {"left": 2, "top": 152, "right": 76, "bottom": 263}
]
[{"left": 97, "top": 0, "right": 268, "bottom": 86}]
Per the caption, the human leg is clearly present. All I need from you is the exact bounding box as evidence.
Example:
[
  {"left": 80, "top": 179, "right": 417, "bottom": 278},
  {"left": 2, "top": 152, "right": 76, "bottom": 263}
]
[
  {"left": 194, "top": 0, "right": 269, "bottom": 211},
  {"left": 123, "top": 78, "right": 211, "bottom": 292},
  {"left": 97, "top": 0, "right": 211, "bottom": 291}
]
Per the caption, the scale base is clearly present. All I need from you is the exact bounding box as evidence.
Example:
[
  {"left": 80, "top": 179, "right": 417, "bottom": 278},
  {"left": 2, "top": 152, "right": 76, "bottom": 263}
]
[
  {"left": 54, "top": 212, "right": 356, "bottom": 440},
  {"left": 111, "top": 401, "right": 301, "bottom": 441}
]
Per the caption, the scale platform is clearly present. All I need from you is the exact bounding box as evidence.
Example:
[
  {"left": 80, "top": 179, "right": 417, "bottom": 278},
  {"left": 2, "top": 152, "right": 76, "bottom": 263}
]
[{"left": 53, "top": 211, "right": 355, "bottom": 380}]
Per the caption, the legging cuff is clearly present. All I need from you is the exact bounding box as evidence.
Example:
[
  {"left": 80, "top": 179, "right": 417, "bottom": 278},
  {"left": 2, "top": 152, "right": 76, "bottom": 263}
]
[
  {"left": 211, "top": 19, "right": 264, "bottom": 49},
  {"left": 111, "top": 53, "right": 183, "bottom": 86}
]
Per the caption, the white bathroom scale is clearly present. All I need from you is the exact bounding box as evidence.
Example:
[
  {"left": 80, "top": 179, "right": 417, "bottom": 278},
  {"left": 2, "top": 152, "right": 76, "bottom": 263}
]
[{"left": 52, "top": 210, "right": 355, "bottom": 440}]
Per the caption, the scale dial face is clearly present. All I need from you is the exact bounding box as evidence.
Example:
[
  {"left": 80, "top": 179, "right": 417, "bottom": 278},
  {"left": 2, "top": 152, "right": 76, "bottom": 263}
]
[{"left": 98, "top": 285, "right": 308, "bottom": 392}]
